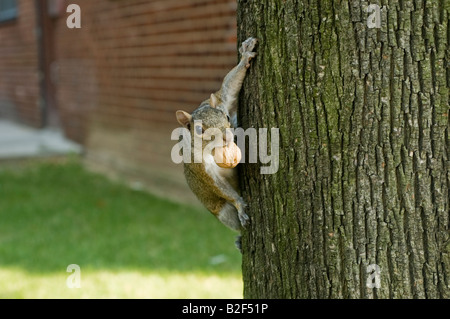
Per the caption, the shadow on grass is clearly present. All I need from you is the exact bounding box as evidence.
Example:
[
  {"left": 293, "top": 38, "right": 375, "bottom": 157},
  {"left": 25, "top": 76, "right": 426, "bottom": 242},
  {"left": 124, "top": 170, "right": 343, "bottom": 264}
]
[{"left": 0, "top": 159, "right": 241, "bottom": 276}]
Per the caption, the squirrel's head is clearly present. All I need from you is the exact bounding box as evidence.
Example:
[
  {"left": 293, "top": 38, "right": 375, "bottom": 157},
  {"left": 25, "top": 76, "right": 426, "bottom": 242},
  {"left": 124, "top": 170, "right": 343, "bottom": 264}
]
[{"left": 176, "top": 94, "right": 233, "bottom": 146}]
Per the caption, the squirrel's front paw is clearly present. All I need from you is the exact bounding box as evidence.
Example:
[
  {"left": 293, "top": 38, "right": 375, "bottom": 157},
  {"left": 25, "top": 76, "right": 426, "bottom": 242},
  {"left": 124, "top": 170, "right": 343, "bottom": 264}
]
[
  {"left": 238, "top": 203, "right": 249, "bottom": 226},
  {"left": 240, "top": 37, "right": 258, "bottom": 54},
  {"left": 239, "top": 37, "right": 258, "bottom": 68},
  {"left": 236, "top": 199, "right": 249, "bottom": 227},
  {"left": 239, "top": 212, "right": 250, "bottom": 227}
]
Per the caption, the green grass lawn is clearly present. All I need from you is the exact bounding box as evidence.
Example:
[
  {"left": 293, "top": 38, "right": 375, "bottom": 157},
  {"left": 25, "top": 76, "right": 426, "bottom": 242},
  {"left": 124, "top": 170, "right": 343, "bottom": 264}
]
[{"left": 0, "top": 158, "right": 242, "bottom": 298}]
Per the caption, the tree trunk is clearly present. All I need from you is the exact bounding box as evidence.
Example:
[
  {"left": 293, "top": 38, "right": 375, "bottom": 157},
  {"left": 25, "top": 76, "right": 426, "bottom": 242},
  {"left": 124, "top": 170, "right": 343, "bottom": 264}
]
[{"left": 238, "top": 0, "right": 449, "bottom": 299}]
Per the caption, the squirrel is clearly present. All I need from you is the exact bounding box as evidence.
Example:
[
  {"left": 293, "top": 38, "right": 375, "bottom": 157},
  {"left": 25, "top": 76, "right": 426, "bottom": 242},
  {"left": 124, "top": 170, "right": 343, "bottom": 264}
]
[{"left": 175, "top": 37, "right": 258, "bottom": 251}]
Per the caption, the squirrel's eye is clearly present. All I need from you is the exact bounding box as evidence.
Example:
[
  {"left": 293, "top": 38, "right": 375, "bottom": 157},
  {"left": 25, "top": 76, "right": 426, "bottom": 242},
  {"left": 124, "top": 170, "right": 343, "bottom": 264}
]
[
  {"left": 195, "top": 126, "right": 204, "bottom": 135},
  {"left": 226, "top": 115, "right": 230, "bottom": 122}
]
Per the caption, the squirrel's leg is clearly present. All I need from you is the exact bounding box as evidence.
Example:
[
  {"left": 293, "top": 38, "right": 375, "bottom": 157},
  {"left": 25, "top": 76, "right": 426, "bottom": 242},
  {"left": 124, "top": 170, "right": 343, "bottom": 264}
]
[
  {"left": 217, "top": 202, "right": 241, "bottom": 231},
  {"left": 214, "top": 37, "right": 257, "bottom": 124},
  {"left": 217, "top": 204, "right": 244, "bottom": 252},
  {"left": 213, "top": 176, "right": 249, "bottom": 227}
]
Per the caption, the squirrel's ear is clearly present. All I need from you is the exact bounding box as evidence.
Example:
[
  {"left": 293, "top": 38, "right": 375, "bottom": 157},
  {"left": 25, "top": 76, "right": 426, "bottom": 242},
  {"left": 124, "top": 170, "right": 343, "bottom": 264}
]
[
  {"left": 210, "top": 94, "right": 219, "bottom": 108},
  {"left": 176, "top": 110, "right": 192, "bottom": 129}
]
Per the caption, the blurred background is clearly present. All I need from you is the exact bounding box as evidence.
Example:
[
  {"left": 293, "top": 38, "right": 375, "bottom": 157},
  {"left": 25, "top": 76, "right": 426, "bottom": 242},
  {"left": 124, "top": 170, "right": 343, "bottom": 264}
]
[{"left": 0, "top": 0, "right": 242, "bottom": 298}]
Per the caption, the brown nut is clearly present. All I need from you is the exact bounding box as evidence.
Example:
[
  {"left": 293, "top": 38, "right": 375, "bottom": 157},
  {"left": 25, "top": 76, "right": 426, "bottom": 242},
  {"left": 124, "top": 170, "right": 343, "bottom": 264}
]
[{"left": 214, "top": 142, "right": 242, "bottom": 169}]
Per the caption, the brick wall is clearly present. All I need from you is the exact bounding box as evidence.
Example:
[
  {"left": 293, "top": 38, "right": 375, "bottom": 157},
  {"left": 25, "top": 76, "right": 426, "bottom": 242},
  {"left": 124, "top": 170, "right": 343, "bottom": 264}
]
[
  {"left": 0, "top": 0, "right": 42, "bottom": 127},
  {"left": 0, "top": 0, "right": 237, "bottom": 201},
  {"left": 52, "top": 0, "right": 238, "bottom": 201}
]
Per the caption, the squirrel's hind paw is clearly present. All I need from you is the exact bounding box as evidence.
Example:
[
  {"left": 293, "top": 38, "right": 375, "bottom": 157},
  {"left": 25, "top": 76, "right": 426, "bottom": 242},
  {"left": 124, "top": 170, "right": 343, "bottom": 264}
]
[{"left": 235, "top": 235, "right": 242, "bottom": 253}]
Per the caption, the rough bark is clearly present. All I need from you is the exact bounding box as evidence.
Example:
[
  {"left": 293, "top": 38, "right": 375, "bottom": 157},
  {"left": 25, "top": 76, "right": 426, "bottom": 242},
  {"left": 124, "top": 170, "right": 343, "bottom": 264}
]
[{"left": 238, "top": 0, "right": 449, "bottom": 299}]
